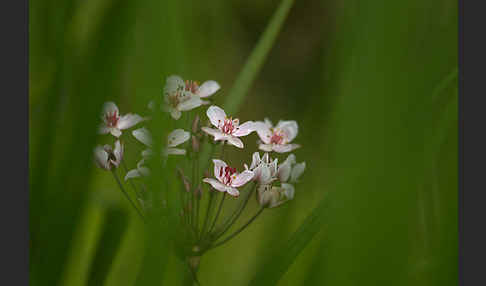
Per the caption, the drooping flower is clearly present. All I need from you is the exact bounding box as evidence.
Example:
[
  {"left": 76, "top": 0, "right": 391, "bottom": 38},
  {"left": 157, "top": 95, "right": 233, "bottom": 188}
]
[
  {"left": 132, "top": 127, "right": 191, "bottom": 156},
  {"left": 99, "top": 102, "right": 145, "bottom": 137},
  {"left": 201, "top": 105, "right": 255, "bottom": 148},
  {"left": 254, "top": 118, "right": 300, "bottom": 153},
  {"left": 244, "top": 152, "right": 278, "bottom": 185},
  {"left": 124, "top": 158, "right": 150, "bottom": 180},
  {"left": 202, "top": 159, "right": 254, "bottom": 197},
  {"left": 163, "top": 75, "right": 220, "bottom": 120},
  {"left": 94, "top": 140, "right": 124, "bottom": 170}
]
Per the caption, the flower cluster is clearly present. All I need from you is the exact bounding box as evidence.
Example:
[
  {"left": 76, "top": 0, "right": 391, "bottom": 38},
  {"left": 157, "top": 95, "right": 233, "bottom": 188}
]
[{"left": 93, "top": 74, "right": 305, "bottom": 268}]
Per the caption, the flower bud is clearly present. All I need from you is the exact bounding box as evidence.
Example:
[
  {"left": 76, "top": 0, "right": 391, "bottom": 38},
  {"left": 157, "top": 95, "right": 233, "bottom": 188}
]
[
  {"left": 192, "top": 115, "right": 200, "bottom": 133},
  {"left": 194, "top": 185, "right": 202, "bottom": 199},
  {"left": 192, "top": 135, "right": 200, "bottom": 152},
  {"left": 177, "top": 168, "right": 191, "bottom": 192}
]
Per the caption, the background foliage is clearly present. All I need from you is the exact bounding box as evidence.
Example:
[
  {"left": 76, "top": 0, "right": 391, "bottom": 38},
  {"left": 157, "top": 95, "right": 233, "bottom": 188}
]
[{"left": 30, "top": 0, "right": 457, "bottom": 285}]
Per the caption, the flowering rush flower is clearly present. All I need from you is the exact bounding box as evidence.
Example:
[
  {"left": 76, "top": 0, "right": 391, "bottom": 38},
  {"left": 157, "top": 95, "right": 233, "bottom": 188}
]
[
  {"left": 125, "top": 158, "right": 150, "bottom": 180},
  {"left": 94, "top": 140, "right": 124, "bottom": 170},
  {"left": 203, "top": 159, "right": 254, "bottom": 197},
  {"left": 245, "top": 152, "right": 278, "bottom": 185},
  {"left": 201, "top": 105, "right": 255, "bottom": 148},
  {"left": 132, "top": 127, "right": 191, "bottom": 156},
  {"left": 99, "top": 102, "right": 145, "bottom": 137},
  {"left": 254, "top": 118, "right": 300, "bottom": 153},
  {"left": 164, "top": 75, "right": 220, "bottom": 120}
]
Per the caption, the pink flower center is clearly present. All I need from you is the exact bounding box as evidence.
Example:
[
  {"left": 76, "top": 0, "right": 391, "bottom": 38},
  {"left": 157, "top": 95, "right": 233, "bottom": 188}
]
[
  {"left": 105, "top": 111, "right": 119, "bottom": 127},
  {"left": 270, "top": 130, "right": 285, "bottom": 144},
  {"left": 220, "top": 118, "right": 237, "bottom": 134},
  {"left": 220, "top": 166, "right": 237, "bottom": 185},
  {"left": 185, "top": 80, "right": 199, "bottom": 93}
]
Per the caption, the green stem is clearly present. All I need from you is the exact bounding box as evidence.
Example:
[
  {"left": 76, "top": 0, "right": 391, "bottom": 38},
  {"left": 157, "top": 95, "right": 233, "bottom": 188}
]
[
  {"left": 210, "top": 207, "right": 265, "bottom": 249},
  {"left": 111, "top": 170, "right": 146, "bottom": 222},
  {"left": 199, "top": 190, "right": 216, "bottom": 241},
  {"left": 208, "top": 192, "right": 226, "bottom": 235}
]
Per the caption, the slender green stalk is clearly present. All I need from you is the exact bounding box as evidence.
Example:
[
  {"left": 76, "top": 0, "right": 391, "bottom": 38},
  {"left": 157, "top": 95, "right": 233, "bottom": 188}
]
[
  {"left": 214, "top": 183, "right": 257, "bottom": 240},
  {"left": 111, "top": 170, "right": 146, "bottom": 222},
  {"left": 210, "top": 207, "right": 265, "bottom": 249},
  {"left": 208, "top": 192, "right": 226, "bottom": 235},
  {"left": 122, "top": 160, "right": 142, "bottom": 200},
  {"left": 199, "top": 189, "right": 216, "bottom": 241},
  {"left": 223, "top": 0, "right": 295, "bottom": 115}
]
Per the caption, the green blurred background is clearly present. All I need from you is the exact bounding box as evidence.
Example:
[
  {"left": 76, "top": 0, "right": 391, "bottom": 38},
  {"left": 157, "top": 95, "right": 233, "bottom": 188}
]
[{"left": 29, "top": 0, "right": 457, "bottom": 285}]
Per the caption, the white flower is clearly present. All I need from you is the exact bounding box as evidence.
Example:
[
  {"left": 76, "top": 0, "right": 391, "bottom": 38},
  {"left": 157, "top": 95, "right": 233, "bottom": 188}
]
[
  {"left": 124, "top": 158, "right": 150, "bottom": 180},
  {"left": 254, "top": 118, "right": 301, "bottom": 153},
  {"left": 94, "top": 140, "right": 124, "bottom": 170},
  {"left": 99, "top": 102, "right": 145, "bottom": 137},
  {"left": 132, "top": 127, "right": 190, "bottom": 156},
  {"left": 202, "top": 159, "right": 254, "bottom": 197},
  {"left": 201, "top": 105, "right": 255, "bottom": 148},
  {"left": 164, "top": 75, "right": 220, "bottom": 120},
  {"left": 244, "top": 152, "right": 278, "bottom": 185},
  {"left": 277, "top": 154, "right": 306, "bottom": 183}
]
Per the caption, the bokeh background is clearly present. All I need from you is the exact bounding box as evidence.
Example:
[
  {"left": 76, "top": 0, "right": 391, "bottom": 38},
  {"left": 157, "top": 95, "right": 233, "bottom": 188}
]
[{"left": 29, "top": 0, "right": 457, "bottom": 285}]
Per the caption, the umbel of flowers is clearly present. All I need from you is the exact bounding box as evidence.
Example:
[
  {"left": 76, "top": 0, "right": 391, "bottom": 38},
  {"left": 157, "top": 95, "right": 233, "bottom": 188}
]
[{"left": 93, "top": 74, "right": 305, "bottom": 280}]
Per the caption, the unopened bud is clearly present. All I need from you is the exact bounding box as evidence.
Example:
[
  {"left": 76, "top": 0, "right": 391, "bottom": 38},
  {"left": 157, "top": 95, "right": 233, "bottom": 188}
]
[
  {"left": 194, "top": 185, "right": 203, "bottom": 199},
  {"left": 177, "top": 168, "right": 191, "bottom": 192},
  {"left": 192, "top": 115, "right": 200, "bottom": 133},
  {"left": 192, "top": 135, "right": 200, "bottom": 152},
  {"left": 204, "top": 170, "right": 210, "bottom": 178}
]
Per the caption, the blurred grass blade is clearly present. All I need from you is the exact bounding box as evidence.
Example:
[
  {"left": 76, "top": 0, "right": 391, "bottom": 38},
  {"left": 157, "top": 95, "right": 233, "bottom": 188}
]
[
  {"left": 249, "top": 195, "right": 329, "bottom": 286},
  {"left": 223, "top": 0, "right": 295, "bottom": 115},
  {"left": 87, "top": 206, "right": 129, "bottom": 286}
]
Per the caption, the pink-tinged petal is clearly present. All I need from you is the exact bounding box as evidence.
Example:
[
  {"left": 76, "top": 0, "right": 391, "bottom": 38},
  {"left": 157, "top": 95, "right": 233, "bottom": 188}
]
[
  {"left": 290, "top": 162, "right": 306, "bottom": 183},
  {"left": 206, "top": 105, "right": 226, "bottom": 128},
  {"left": 258, "top": 144, "right": 273, "bottom": 152},
  {"left": 170, "top": 108, "right": 182, "bottom": 120},
  {"left": 232, "top": 121, "right": 256, "bottom": 137},
  {"left": 203, "top": 178, "right": 227, "bottom": 192},
  {"left": 196, "top": 80, "right": 220, "bottom": 98},
  {"left": 201, "top": 100, "right": 211, "bottom": 105},
  {"left": 250, "top": 152, "right": 261, "bottom": 169},
  {"left": 166, "top": 148, "right": 186, "bottom": 155},
  {"left": 177, "top": 95, "right": 204, "bottom": 111},
  {"left": 117, "top": 113, "right": 144, "bottom": 130},
  {"left": 167, "top": 129, "right": 190, "bottom": 147},
  {"left": 272, "top": 143, "right": 301, "bottom": 153},
  {"left": 103, "top": 102, "right": 119, "bottom": 117},
  {"left": 278, "top": 162, "right": 292, "bottom": 183},
  {"left": 94, "top": 146, "right": 109, "bottom": 170},
  {"left": 113, "top": 140, "right": 124, "bottom": 165},
  {"left": 264, "top": 118, "right": 273, "bottom": 128},
  {"left": 132, "top": 128, "right": 152, "bottom": 147},
  {"left": 254, "top": 121, "right": 272, "bottom": 144},
  {"left": 231, "top": 170, "right": 254, "bottom": 187},
  {"left": 277, "top": 120, "right": 299, "bottom": 142},
  {"left": 212, "top": 159, "right": 227, "bottom": 181},
  {"left": 110, "top": 128, "right": 122, "bottom": 137},
  {"left": 99, "top": 125, "right": 110, "bottom": 134},
  {"left": 226, "top": 187, "right": 240, "bottom": 197},
  {"left": 226, "top": 136, "right": 244, "bottom": 148},
  {"left": 202, "top": 127, "right": 228, "bottom": 141}
]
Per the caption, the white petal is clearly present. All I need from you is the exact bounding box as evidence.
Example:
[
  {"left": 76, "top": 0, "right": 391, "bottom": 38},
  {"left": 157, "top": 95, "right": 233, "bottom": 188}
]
[
  {"left": 203, "top": 178, "right": 227, "bottom": 193},
  {"left": 290, "top": 162, "right": 306, "bottom": 183},
  {"left": 206, "top": 105, "right": 226, "bottom": 128},
  {"left": 98, "top": 125, "right": 110, "bottom": 134},
  {"left": 281, "top": 183, "right": 295, "bottom": 200},
  {"left": 196, "top": 80, "right": 220, "bottom": 98},
  {"left": 277, "top": 120, "right": 299, "bottom": 142},
  {"left": 278, "top": 160, "right": 292, "bottom": 183},
  {"left": 261, "top": 153, "right": 269, "bottom": 163},
  {"left": 264, "top": 118, "right": 273, "bottom": 128},
  {"left": 212, "top": 159, "right": 227, "bottom": 181},
  {"left": 167, "top": 129, "right": 190, "bottom": 147},
  {"left": 202, "top": 127, "right": 229, "bottom": 141},
  {"left": 94, "top": 146, "right": 109, "bottom": 170},
  {"left": 117, "top": 113, "right": 144, "bottom": 130},
  {"left": 138, "top": 166, "right": 151, "bottom": 176},
  {"left": 125, "top": 169, "right": 142, "bottom": 180},
  {"left": 254, "top": 165, "right": 272, "bottom": 185},
  {"left": 170, "top": 108, "right": 181, "bottom": 120},
  {"left": 254, "top": 121, "right": 272, "bottom": 144},
  {"left": 231, "top": 170, "right": 254, "bottom": 187},
  {"left": 166, "top": 148, "right": 186, "bottom": 155},
  {"left": 269, "top": 158, "right": 278, "bottom": 177},
  {"left": 132, "top": 127, "right": 152, "bottom": 146},
  {"left": 110, "top": 128, "right": 122, "bottom": 137},
  {"left": 272, "top": 143, "right": 300, "bottom": 153},
  {"left": 232, "top": 121, "right": 255, "bottom": 137},
  {"left": 113, "top": 140, "right": 124, "bottom": 165},
  {"left": 141, "top": 149, "right": 153, "bottom": 158},
  {"left": 226, "top": 136, "right": 244, "bottom": 148},
  {"left": 164, "top": 75, "right": 184, "bottom": 94},
  {"left": 177, "top": 95, "right": 203, "bottom": 111},
  {"left": 225, "top": 187, "right": 240, "bottom": 197},
  {"left": 250, "top": 152, "right": 261, "bottom": 169},
  {"left": 103, "top": 102, "right": 119, "bottom": 117},
  {"left": 258, "top": 144, "right": 273, "bottom": 152}
]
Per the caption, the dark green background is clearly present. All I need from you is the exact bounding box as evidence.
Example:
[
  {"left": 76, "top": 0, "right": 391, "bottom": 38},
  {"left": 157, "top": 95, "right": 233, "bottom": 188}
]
[{"left": 30, "top": 0, "right": 457, "bottom": 285}]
